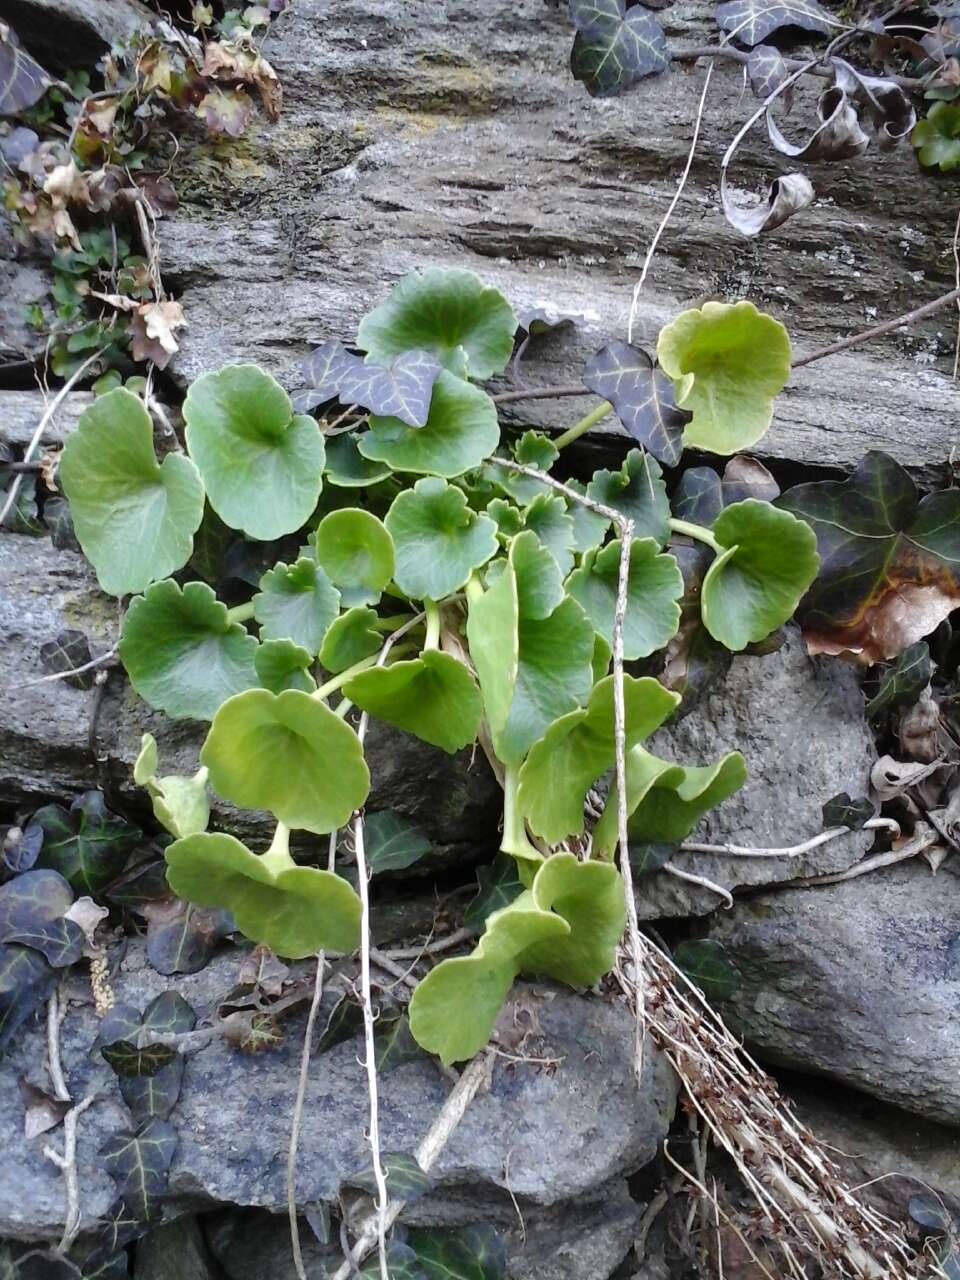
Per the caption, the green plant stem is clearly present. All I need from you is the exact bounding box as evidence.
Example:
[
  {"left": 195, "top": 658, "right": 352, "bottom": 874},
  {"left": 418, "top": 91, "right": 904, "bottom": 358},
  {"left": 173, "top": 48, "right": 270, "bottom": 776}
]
[
  {"left": 464, "top": 575, "right": 485, "bottom": 607},
  {"left": 226, "top": 601, "right": 256, "bottom": 625},
  {"left": 260, "top": 822, "right": 296, "bottom": 876},
  {"left": 423, "top": 600, "right": 441, "bottom": 651},
  {"left": 334, "top": 697, "right": 354, "bottom": 719},
  {"left": 313, "top": 654, "right": 380, "bottom": 700},
  {"left": 500, "top": 764, "right": 543, "bottom": 870},
  {"left": 553, "top": 401, "right": 615, "bottom": 450},
  {"left": 374, "top": 614, "right": 416, "bottom": 633},
  {"left": 668, "top": 517, "right": 720, "bottom": 552}
]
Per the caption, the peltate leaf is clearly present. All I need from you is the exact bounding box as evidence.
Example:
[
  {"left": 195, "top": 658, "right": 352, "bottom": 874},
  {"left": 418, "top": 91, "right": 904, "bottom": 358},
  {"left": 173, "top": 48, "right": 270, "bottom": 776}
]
[
  {"left": 522, "top": 493, "right": 577, "bottom": 577},
  {"left": 569, "top": 0, "right": 669, "bottom": 98},
  {"left": 184, "top": 365, "right": 325, "bottom": 540},
  {"left": 357, "top": 267, "right": 517, "bottom": 379},
  {"left": 120, "top": 580, "right": 259, "bottom": 721},
  {"left": 866, "top": 642, "right": 932, "bottom": 720},
  {"left": 517, "top": 675, "right": 679, "bottom": 844},
  {"left": 359, "top": 371, "right": 500, "bottom": 479},
  {"left": 700, "top": 499, "right": 820, "bottom": 651},
  {"left": 59, "top": 389, "right": 205, "bottom": 596},
  {"left": 32, "top": 794, "right": 141, "bottom": 897},
  {"left": 200, "top": 688, "right": 370, "bottom": 833},
  {"left": 254, "top": 638, "right": 316, "bottom": 693},
  {"left": 409, "top": 854, "right": 624, "bottom": 1065},
  {"left": 311, "top": 509, "right": 395, "bottom": 606},
  {"left": 364, "top": 811, "right": 433, "bottom": 875},
  {"left": 673, "top": 939, "right": 741, "bottom": 1002},
  {"left": 714, "top": 0, "right": 834, "bottom": 47},
  {"left": 319, "top": 607, "right": 382, "bottom": 673},
  {"left": 408, "top": 1225, "right": 508, "bottom": 1280},
  {"left": 776, "top": 452, "right": 960, "bottom": 662},
  {"left": 656, "top": 301, "right": 791, "bottom": 454},
  {"left": 323, "top": 434, "right": 392, "bottom": 488},
  {"left": 165, "top": 831, "right": 361, "bottom": 958},
  {"left": 586, "top": 448, "right": 670, "bottom": 545},
  {"left": 344, "top": 651, "right": 482, "bottom": 755},
  {"left": 566, "top": 537, "right": 683, "bottom": 659},
  {"left": 386, "top": 478, "right": 498, "bottom": 600},
  {"left": 98, "top": 1117, "right": 177, "bottom": 1222},
  {"left": 913, "top": 102, "right": 960, "bottom": 170},
  {"left": 254, "top": 557, "right": 340, "bottom": 652},
  {"left": 582, "top": 343, "right": 688, "bottom": 465}
]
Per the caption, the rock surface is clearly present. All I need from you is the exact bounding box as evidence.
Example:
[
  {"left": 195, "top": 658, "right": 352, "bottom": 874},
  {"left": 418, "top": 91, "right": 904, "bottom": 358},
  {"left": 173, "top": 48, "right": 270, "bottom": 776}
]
[
  {"left": 641, "top": 626, "right": 877, "bottom": 917},
  {"left": 1, "top": 937, "right": 676, "bottom": 1255},
  {"left": 710, "top": 859, "right": 960, "bottom": 1125},
  {"left": 2, "top": 0, "right": 156, "bottom": 62}
]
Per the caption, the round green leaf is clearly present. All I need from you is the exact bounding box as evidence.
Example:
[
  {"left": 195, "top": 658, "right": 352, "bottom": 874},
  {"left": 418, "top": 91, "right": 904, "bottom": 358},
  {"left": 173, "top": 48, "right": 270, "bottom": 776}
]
[
  {"left": 184, "top": 364, "right": 325, "bottom": 540},
  {"left": 200, "top": 689, "right": 370, "bottom": 832},
  {"left": 312, "top": 509, "right": 395, "bottom": 607},
  {"left": 343, "top": 651, "right": 482, "bottom": 755},
  {"left": 165, "top": 832, "right": 361, "bottom": 958},
  {"left": 356, "top": 267, "right": 517, "bottom": 379},
  {"left": 254, "top": 556, "right": 340, "bottom": 652},
  {"left": 517, "top": 675, "right": 679, "bottom": 844},
  {"left": 566, "top": 538, "right": 683, "bottom": 660},
  {"left": 585, "top": 449, "right": 670, "bottom": 545},
  {"left": 523, "top": 492, "right": 576, "bottom": 577},
  {"left": 385, "top": 477, "right": 498, "bottom": 600},
  {"left": 254, "top": 638, "right": 316, "bottom": 693},
  {"left": 358, "top": 371, "right": 499, "bottom": 479},
  {"left": 702, "top": 499, "right": 820, "bottom": 651},
  {"left": 59, "top": 388, "right": 204, "bottom": 596},
  {"left": 656, "top": 300, "right": 791, "bottom": 454},
  {"left": 119, "top": 580, "right": 259, "bottom": 721},
  {"left": 319, "top": 607, "right": 383, "bottom": 674},
  {"left": 323, "top": 434, "right": 392, "bottom": 488},
  {"left": 912, "top": 102, "right": 960, "bottom": 171}
]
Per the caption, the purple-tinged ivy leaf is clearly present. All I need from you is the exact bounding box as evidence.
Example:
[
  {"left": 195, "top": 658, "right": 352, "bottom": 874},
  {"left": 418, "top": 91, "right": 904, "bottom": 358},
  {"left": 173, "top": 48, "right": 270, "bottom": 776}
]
[
  {"left": 0, "top": 25, "right": 52, "bottom": 115},
  {"left": 99, "top": 1116, "right": 178, "bottom": 1222},
  {"left": 747, "top": 44, "right": 790, "bottom": 100},
  {"left": 39, "top": 629, "right": 94, "bottom": 690},
  {"left": 569, "top": 0, "right": 669, "bottom": 98},
  {"left": 715, "top": 0, "right": 834, "bottom": 48},
  {"left": 300, "top": 341, "right": 355, "bottom": 402},
  {"left": 0, "top": 944, "right": 55, "bottom": 1055},
  {"left": 143, "top": 896, "right": 232, "bottom": 975},
  {"left": 0, "top": 124, "right": 39, "bottom": 165},
  {"left": 2, "top": 917, "right": 84, "bottom": 968},
  {"left": 337, "top": 350, "right": 442, "bottom": 428},
  {"left": 582, "top": 342, "right": 688, "bottom": 466},
  {"left": 2, "top": 822, "right": 42, "bottom": 875}
]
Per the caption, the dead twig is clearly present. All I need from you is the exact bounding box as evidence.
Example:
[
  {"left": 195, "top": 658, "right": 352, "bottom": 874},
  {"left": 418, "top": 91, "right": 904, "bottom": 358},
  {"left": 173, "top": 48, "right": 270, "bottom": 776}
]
[
  {"left": 793, "top": 284, "right": 960, "bottom": 369},
  {"left": 679, "top": 817, "right": 899, "bottom": 859},
  {"left": 44, "top": 1092, "right": 98, "bottom": 1253}
]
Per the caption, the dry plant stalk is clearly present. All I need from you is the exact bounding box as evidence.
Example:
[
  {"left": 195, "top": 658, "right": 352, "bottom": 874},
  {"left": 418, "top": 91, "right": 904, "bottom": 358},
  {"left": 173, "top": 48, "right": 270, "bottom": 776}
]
[{"left": 619, "top": 936, "right": 923, "bottom": 1280}]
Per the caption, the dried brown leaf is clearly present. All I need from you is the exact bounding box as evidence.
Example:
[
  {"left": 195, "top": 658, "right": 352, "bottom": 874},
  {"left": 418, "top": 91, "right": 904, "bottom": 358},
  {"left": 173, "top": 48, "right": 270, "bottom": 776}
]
[
  {"left": 19, "top": 1077, "right": 70, "bottom": 1139},
  {"left": 721, "top": 169, "right": 814, "bottom": 237}
]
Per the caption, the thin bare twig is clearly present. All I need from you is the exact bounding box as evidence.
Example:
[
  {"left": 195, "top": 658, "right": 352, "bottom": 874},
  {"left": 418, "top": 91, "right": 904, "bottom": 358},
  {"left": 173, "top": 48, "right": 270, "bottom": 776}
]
[
  {"left": 952, "top": 208, "right": 960, "bottom": 383},
  {"left": 792, "top": 284, "right": 960, "bottom": 369},
  {"left": 46, "top": 988, "right": 71, "bottom": 1104},
  {"left": 44, "top": 1092, "right": 98, "bottom": 1253},
  {"left": 18, "top": 644, "right": 119, "bottom": 691},
  {"left": 662, "top": 862, "right": 734, "bottom": 908},
  {"left": 381, "top": 927, "right": 475, "bottom": 960},
  {"left": 679, "top": 817, "right": 899, "bottom": 860},
  {"left": 490, "top": 384, "right": 590, "bottom": 405}
]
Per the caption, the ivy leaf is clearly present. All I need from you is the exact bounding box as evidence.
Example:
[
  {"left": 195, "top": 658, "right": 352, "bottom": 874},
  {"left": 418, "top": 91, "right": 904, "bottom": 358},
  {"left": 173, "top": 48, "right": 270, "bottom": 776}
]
[
  {"left": 346, "top": 1152, "right": 433, "bottom": 1204},
  {"left": 344, "top": 651, "right": 482, "bottom": 755},
  {"left": 302, "top": 343, "right": 443, "bottom": 428},
  {"left": 311, "top": 509, "right": 395, "bottom": 607},
  {"left": 2, "top": 823, "right": 42, "bottom": 875},
  {"left": 582, "top": 343, "right": 688, "bottom": 465},
  {"left": 319, "top": 607, "right": 382, "bottom": 673},
  {"left": 32, "top": 794, "right": 141, "bottom": 897},
  {"left": 359, "top": 1243, "right": 427, "bottom": 1280},
  {"left": 0, "top": 945, "right": 55, "bottom": 1055},
  {"left": 464, "top": 854, "right": 524, "bottom": 930},
  {"left": 386, "top": 478, "right": 498, "bottom": 600},
  {"left": 2, "top": 918, "right": 84, "bottom": 968},
  {"left": 408, "top": 854, "right": 624, "bottom": 1065},
  {"left": 821, "top": 792, "right": 875, "bottom": 831},
  {"left": 99, "top": 1117, "right": 178, "bottom": 1222},
  {"left": 673, "top": 939, "right": 741, "bottom": 1003},
  {"left": 408, "top": 1225, "right": 507, "bottom": 1280},
  {"left": 184, "top": 365, "right": 325, "bottom": 540},
  {"left": 100, "top": 992, "right": 195, "bottom": 1082},
  {"left": 364, "top": 811, "right": 433, "bottom": 874},
  {"left": 254, "top": 638, "right": 316, "bottom": 693},
  {"left": 142, "top": 897, "right": 232, "bottom": 975},
  {"left": 39, "top": 630, "right": 94, "bottom": 690},
  {"left": 522, "top": 493, "right": 577, "bottom": 577},
  {"left": 656, "top": 302, "right": 791, "bottom": 454},
  {"left": 359, "top": 371, "right": 500, "bottom": 479},
  {"left": 0, "top": 868, "right": 73, "bottom": 933},
  {"left": 913, "top": 102, "right": 960, "bottom": 171},
  {"left": 200, "top": 689, "right": 370, "bottom": 833},
  {"left": 316, "top": 992, "right": 364, "bottom": 1053},
  {"left": 357, "top": 267, "right": 517, "bottom": 379},
  {"left": 865, "top": 642, "right": 932, "bottom": 721},
  {"left": 120, "top": 580, "right": 259, "bottom": 721},
  {"left": 59, "top": 389, "right": 205, "bottom": 596},
  {"left": 714, "top": 0, "right": 834, "bottom": 47},
  {"left": 0, "top": 26, "right": 52, "bottom": 114},
  {"left": 165, "top": 831, "right": 361, "bottom": 958},
  {"left": 569, "top": 0, "right": 670, "bottom": 99},
  {"left": 518, "top": 675, "right": 679, "bottom": 844},
  {"left": 374, "top": 1012, "right": 427, "bottom": 1072},
  {"left": 566, "top": 538, "right": 683, "bottom": 660},
  {"left": 323, "top": 434, "right": 392, "bottom": 488},
  {"left": 701, "top": 500, "right": 820, "bottom": 651},
  {"left": 101, "top": 1041, "right": 177, "bottom": 1078},
  {"left": 119, "top": 1058, "right": 184, "bottom": 1123},
  {"left": 254, "top": 557, "right": 340, "bottom": 652},
  {"left": 586, "top": 448, "right": 670, "bottom": 545},
  {"left": 594, "top": 746, "right": 747, "bottom": 853},
  {"left": 747, "top": 44, "right": 790, "bottom": 99},
  {"left": 776, "top": 452, "right": 960, "bottom": 662}
]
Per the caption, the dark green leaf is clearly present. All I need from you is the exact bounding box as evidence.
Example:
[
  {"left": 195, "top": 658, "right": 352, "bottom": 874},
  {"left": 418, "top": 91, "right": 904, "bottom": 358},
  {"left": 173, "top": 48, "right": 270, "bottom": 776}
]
[
  {"left": 315, "top": 992, "right": 364, "bottom": 1053},
  {"left": 673, "top": 939, "right": 741, "bottom": 1003},
  {"left": 715, "top": 0, "right": 833, "bottom": 47},
  {"left": 913, "top": 101, "right": 960, "bottom": 171},
  {"left": 359, "top": 1241, "right": 427, "bottom": 1280},
  {"left": 99, "top": 1117, "right": 178, "bottom": 1222},
  {"left": 39, "top": 630, "right": 94, "bottom": 690},
  {"left": 0, "top": 869, "right": 73, "bottom": 933},
  {"left": 821, "top": 793, "right": 875, "bottom": 831},
  {"left": 365, "top": 812, "right": 433, "bottom": 875},
  {"left": 346, "top": 1152, "right": 433, "bottom": 1204},
  {"left": 323, "top": 434, "right": 392, "bottom": 489},
  {"left": 94, "top": 1198, "right": 145, "bottom": 1254},
  {"left": 80, "top": 1246, "right": 130, "bottom": 1280},
  {"left": 3, "top": 917, "right": 84, "bottom": 968},
  {"left": 101, "top": 1041, "right": 177, "bottom": 1078},
  {"left": 119, "top": 1059, "right": 185, "bottom": 1122},
  {"left": 569, "top": 0, "right": 669, "bottom": 98},
  {"left": 143, "top": 897, "right": 232, "bottom": 976},
  {"left": 32, "top": 792, "right": 142, "bottom": 897},
  {"left": 672, "top": 467, "right": 723, "bottom": 527},
  {"left": 374, "top": 1012, "right": 426, "bottom": 1072},
  {"left": 0, "top": 945, "right": 54, "bottom": 1055},
  {"left": 633, "top": 843, "right": 676, "bottom": 875},
  {"left": 407, "top": 1224, "right": 508, "bottom": 1280},
  {"left": 464, "top": 854, "right": 524, "bottom": 931},
  {"left": 582, "top": 343, "right": 687, "bottom": 465},
  {"left": 865, "top": 642, "right": 932, "bottom": 720}
]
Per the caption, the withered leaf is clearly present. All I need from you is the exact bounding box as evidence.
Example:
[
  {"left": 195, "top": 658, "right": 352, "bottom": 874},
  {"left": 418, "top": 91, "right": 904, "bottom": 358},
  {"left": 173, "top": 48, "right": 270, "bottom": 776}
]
[
  {"left": 202, "top": 39, "right": 281, "bottom": 119},
  {"left": 196, "top": 86, "right": 253, "bottom": 137},
  {"left": 581, "top": 342, "right": 687, "bottom": 466},
  {"left": 220, "top": 1009, "right": 283, "bottom": 1052},
  {"left": 19, "top": 1076, "right": 70, "bottom": 1139},
  {"left": 129, "top": 301, "right": 186, "bottom": 370},
  {"left": 778, "top": 452, "right": 960, "bottom": 663},
  {"left": 237, "top": 944, "right": 289, "bottom": 996},
  {"left": 0, "top": 24, "right": 52, "bottom": 115},
  {"left": 721, "top": 169, "right": 814, "bottom": 237},
  {"left": 832, "top": 58, "right": 916, "bottom": 149},
  {"left": 766, "top": 87, "right": 869, "bottom": 161}
]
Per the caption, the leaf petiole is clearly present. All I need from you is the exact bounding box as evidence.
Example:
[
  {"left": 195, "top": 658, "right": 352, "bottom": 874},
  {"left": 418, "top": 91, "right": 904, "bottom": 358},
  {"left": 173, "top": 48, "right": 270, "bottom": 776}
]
[
  {"left": 553, "top": 400, "right": 615, "bottom": 450},
  {"left": 226, "top": 601, "right": 256, "bottom": 625},
  {"left": 500, "top": 763, "right": 544, "bottom": 870},
  {"left": 259, "top": 822, "right": 297, "bottom": 876},
  {"left": 668, "top": 516, "right": 721, "bottom": 552},
  {"left": 423, "top": 599, "right": 441, "bottom": 651}
]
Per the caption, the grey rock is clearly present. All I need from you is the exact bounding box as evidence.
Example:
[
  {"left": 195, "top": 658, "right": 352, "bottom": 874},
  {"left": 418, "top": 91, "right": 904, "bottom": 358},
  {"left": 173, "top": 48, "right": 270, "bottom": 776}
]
[
  {"left": 0, "top": 225, "right": 48, "bottom": 369},
  {"left": 156, "top": 0, "right": 958, "bottom": 486},
  {"left": 0, "top": 532, "right": 501, "bottom": 862},
  {"left": 709, "top": 859, "right": 960, "bottom": 1125},
  {"left": 0, "top": 392, "right": 93, "bottom": 451},
  {"left": 3, "top": 0, "right": 156, "bottom": 61},
  {"left": 134, "top": 1215, "right": 217, "bottom": 1280},
  {"left": 639, "top": 626, "right": 877, "bottom": 918},
  {"left": 0, "top": 937, "right": 676, "bottom": 1243}
]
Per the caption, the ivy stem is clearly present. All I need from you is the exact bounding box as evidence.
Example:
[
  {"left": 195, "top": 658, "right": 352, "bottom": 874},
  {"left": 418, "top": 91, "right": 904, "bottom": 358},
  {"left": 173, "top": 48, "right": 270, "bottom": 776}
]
[
  {"left": 226, "top": 601, "right": 256, "bottom": 625},
  {"left": 668, "top": 517, "right": 720, "bottom": 552},
  {"left": 260, "top": 823, "right": 296, "bottom": 876},
  {"left": 553, "top": 401, "right": 615, "bottom": 450},
  {"left": 423, "top": 600, "right": 441, "bottom": 651}
]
